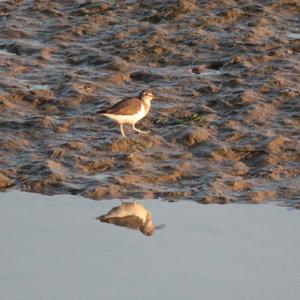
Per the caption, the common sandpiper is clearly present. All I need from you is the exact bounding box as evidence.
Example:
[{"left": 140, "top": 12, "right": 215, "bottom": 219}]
[{"left": 97, "top": 90, "right": 154, "bottom": 137}]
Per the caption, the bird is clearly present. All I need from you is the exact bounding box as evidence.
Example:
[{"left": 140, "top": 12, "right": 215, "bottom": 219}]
[
  {"left": 97, "top": 202, "right": 154, "bottom": 236},
  {"left": 97, "top": 89, "right": 154, "bottom": 137}
]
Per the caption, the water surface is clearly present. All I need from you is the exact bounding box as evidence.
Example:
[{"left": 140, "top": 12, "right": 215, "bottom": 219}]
[{"left": 1, "top": 191, "right": 300, "bottom": 300}]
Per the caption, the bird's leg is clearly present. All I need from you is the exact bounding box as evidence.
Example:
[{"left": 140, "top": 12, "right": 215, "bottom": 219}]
[
  {"left": 132, "top": 124, "right": 150, "bottom": 134},
  {"left": 119, "top": 124, "right": 125, "bottom": 137}
]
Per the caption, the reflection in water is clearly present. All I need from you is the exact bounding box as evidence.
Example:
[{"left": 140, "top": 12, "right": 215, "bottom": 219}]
[{"left": 97, "top": 202, "right": 165, "bottom": 236}]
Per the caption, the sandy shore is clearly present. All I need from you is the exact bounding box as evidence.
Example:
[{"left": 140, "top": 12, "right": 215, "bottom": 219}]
[{"left": 0, "top": 1, "right": 299, "bottom": 206}]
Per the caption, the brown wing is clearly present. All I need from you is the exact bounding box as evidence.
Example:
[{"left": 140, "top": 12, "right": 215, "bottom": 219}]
[
  {"left": 104, "top": 97, "right": 142, "bottom": 115},
  {"left": 97, "top": 215, "right": 143, "bottom": 230}
]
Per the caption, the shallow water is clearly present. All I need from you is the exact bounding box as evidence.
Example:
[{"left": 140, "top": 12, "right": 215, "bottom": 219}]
[
  {"left": 288, "top": 33, "right": 300, "bottom": 40},
  {"left": 1, "top": 190, "right": 300, "bottom": 300},
  {"left": 0, "top": 1, "right": 299, "bottom": 206}
]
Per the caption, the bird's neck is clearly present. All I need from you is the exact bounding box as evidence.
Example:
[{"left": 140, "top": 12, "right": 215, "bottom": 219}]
[{"left": 142, "top": 99, "right": 151, "bottom": 114}]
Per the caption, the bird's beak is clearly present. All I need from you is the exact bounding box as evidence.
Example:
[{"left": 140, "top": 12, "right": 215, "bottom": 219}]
[{"left": 154, "top": 224, "right": 166, "bottom": 230}]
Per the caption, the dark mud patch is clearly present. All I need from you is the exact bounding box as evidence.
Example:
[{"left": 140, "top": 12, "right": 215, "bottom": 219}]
[{"left": 0, "top": 0, "right": 299, "bottom": 207}]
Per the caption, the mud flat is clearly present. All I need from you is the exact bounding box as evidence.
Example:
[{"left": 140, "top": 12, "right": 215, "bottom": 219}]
[
  {"left": 0, "top": 1, "right": 299, "bottom": 206},
  {"left": 1, "top": 190, "right": 300, "bottom": 300}
]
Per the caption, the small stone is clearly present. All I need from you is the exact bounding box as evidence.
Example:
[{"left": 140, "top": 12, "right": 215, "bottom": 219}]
[{"left": 0, "top": 173, "right": 14, "bottom": 189}]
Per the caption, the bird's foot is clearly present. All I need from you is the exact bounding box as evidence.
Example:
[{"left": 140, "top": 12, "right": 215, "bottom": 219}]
[{"left": 132, "top": 126, "right": 150, "bottom": 134}]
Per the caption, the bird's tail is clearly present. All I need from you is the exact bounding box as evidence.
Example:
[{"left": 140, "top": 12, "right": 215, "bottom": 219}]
[
  {"left": 96, "top": 109, "right": 107, "bottom": 114},
  {"left": 96, "top": 215, "right": 109, "bottom": 222}
]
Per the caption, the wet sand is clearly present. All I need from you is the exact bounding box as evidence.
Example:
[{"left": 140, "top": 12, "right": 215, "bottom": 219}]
[
  {"left": 0, "top": 1, "right": 299, "bottom": 206},
  {"left": 1, "top": 191, "right": 300, "bottom": 300}
]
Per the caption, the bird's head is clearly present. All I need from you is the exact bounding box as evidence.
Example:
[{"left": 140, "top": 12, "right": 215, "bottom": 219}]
[
  {"left": 139, "top": 89, "right": 154, "bottom": 102},
  {"left": 140, "top": 213, "right": 154, "bottom": 236}
]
